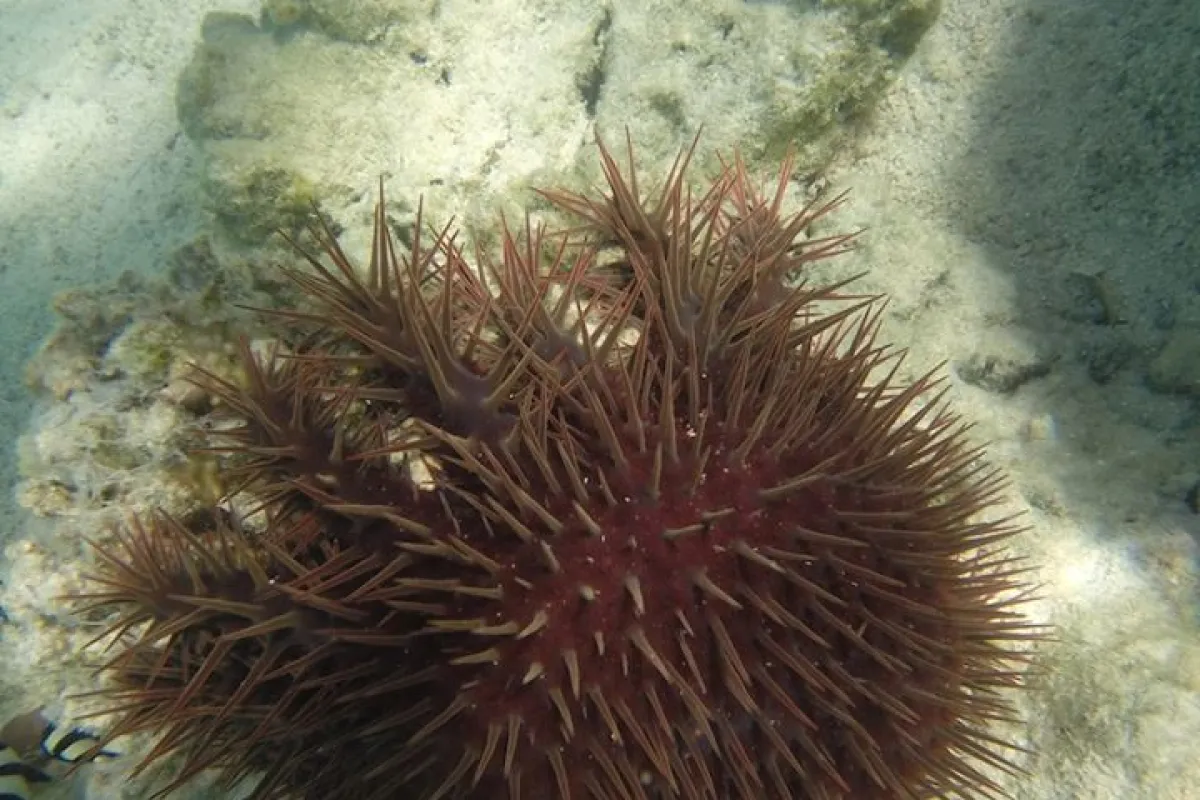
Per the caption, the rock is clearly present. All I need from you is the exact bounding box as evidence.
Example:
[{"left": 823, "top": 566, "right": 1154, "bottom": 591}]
[
  {"left": 1080, "top": 333, "right": 1135, "bottom": 384},
  {"left": 1146, "top": 329, "right": 1200, "bottom": 395},
  {"left": 956, "top": 351, "right": 1055, "bottom": 394},
  {"left": 1056, "top": 271, "right": 1119, "bottom": 326},
  {"left": 271, "top": 0, "right": 440, "bottom": 44},
  {"left": 174, "top": 0, "right": 940, "bottom": 243}
]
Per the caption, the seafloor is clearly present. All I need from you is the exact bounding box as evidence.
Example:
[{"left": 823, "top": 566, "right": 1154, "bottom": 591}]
[{"left": 0, "top": 0, "right": 1197, "bottom": 798}]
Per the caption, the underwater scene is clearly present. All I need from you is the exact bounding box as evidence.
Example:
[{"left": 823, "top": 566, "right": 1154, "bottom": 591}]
[{"left": 0, "top": 1, "right": 1197, "bottom": 798}]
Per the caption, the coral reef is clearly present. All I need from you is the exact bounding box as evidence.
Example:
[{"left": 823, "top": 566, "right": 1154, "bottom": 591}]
[
  {"left": 75, "top": 139, "right": 1037, "bottom": 799},
  {"left": 2, "top": 232, "right": 315, "bottom": 798},
  {"left": 174, "top": 0, "right": 939, "bottom": 244}
]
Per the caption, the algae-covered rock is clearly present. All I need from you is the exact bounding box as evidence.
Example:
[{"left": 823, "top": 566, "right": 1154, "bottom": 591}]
[
  {"left": 15, "top": 231, "right": 293, "bottom": 522},
  {"left": 264, "top": 0, "right": 439, "bottom": 43},
  {"left": 206, "top": 165, "right": 323, "bottom": 242},
  {"left": 176, "top": 0, "right": 939, "bottom": 244},
  {"left": 176, "top": 12, "right": 267, "bottom": 141},
  {"left": 10, "top": 250, "right": 251, "bottom": 800},
  {"left": 825, "top": 0, "right": 942, "bottom": 58},
  {"left": 5, "top": 223, "right": 307, "bottom": 800},
  {"left": 1146, "top": 329, "right": 1200, "bottom": 396},
  {"left": 594, "top": 0, "right": 941, "bottom": 169}
]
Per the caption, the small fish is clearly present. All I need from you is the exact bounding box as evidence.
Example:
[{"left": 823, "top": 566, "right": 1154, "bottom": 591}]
[
  {"left": 0, "top": 708, "right": 118, "bottom": 799},
  {"left": 37, "top": 720, "right": 119, "bottom": 765},
  {"left": 1, "top": 708, "right": 118, "bottom": 767},
  {"left": 0, "top": 743, "right": 51, "bottom": 800}
]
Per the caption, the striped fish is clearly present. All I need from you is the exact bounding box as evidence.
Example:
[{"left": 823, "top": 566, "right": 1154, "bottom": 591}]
[
  {"left": 36, "top": 720, "right": 119, "bottom": 765},
  {"left": 0, "top": 743, "right": 50, "bottom": 800},
  {"left": 0, "top": 707, "right": 118, "bottom": 799}
]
